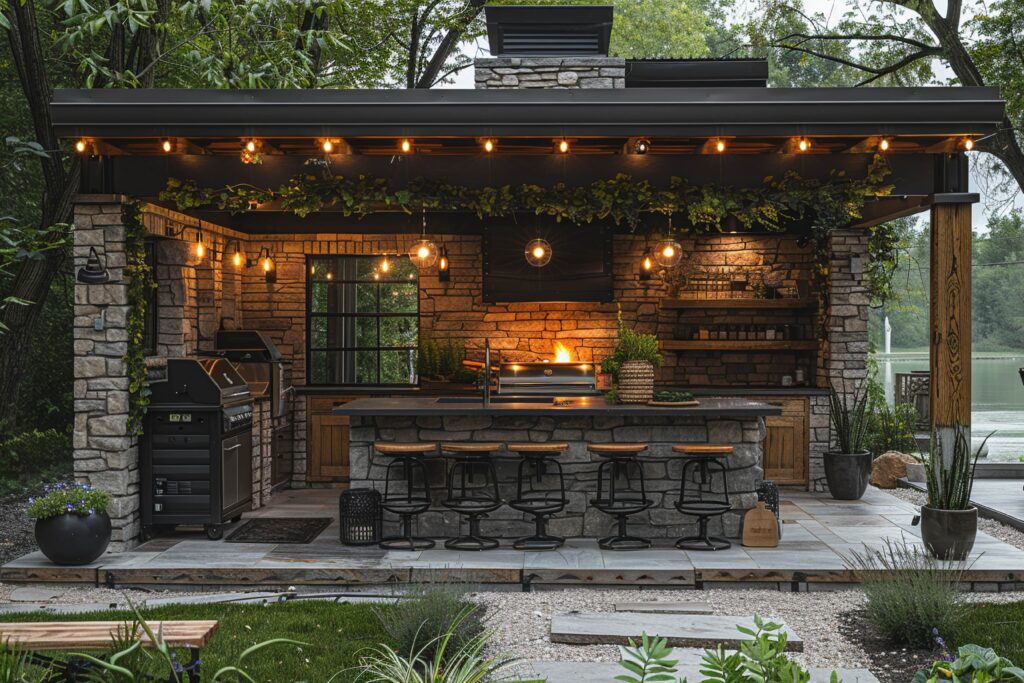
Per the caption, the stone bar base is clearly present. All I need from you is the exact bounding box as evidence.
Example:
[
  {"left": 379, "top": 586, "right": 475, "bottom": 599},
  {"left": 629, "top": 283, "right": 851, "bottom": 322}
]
[{"left": 349, "top": 414, "right": 766, "bottom": 540}]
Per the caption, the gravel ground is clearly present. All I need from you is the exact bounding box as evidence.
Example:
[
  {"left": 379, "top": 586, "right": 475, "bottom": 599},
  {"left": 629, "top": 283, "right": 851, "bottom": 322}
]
[
  {"left": 886, "top": 486, "right": 1024, "bottom": 551},
  {"left": 0, "top": 491, "right": 38, "bottom": 567}
]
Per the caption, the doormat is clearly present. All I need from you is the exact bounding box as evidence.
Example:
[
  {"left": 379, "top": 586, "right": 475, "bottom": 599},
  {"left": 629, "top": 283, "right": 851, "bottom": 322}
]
[{"left": 226, "top": 517, "right": 332, "bottom": 544}]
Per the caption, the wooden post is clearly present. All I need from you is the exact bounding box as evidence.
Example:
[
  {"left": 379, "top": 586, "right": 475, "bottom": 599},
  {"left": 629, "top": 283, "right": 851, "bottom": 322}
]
[{"left": 929, "top": 200, "right": 973, "bottom": 458}]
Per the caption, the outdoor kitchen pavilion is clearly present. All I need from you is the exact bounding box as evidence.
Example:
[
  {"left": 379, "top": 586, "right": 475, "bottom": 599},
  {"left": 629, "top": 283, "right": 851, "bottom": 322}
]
[{"left": 51, "top": 5, "right": 1004, "bottom": 551}]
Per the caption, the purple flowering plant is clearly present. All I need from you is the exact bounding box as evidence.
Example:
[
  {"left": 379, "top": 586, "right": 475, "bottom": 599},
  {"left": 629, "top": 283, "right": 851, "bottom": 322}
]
[{"left": 26, "top": 482, "right": 110, "bottom": 520}]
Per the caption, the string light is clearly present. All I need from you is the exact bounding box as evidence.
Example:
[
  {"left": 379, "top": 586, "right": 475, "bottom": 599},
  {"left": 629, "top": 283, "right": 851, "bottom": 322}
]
[
  {"left": 557, "top": 139, "right": 569, "bottom": 154},
  {"left": 408, "top": 210, "right": 438, "bottom": 268},
  {"left": 75, "top": 139, "right": 88, "bottom": 154},
  {"left": 195, "top": 231, "right": 204, "bottom": 259},
  {"left": 161, "top": 139, "right": 172, "bottom": 153},
  {"left": 879, "top": 138, "right": 890, "bottom": 152},
  {"left": 715, "top": 139, "right": 726, "bottom": 153},
  {"left": 326, "top": 271, "right": 333, "bottom": 280},
  {"left": 322, "top": 139, "right": 334, "bottom": 153},
  {"left": 400, "top": 139, "right": 412, "bottom": 153},
  {"left": 380, "top": 256, "right": 391, "bottom": 274},
  {"left": 634, "top": 138, "right": 650, "bottom": 154},
  {"left": 483, "top": 139, "right": 495, "bottom": 153},
  {"left": 964, "top": 138, "right": 975, "bottom": 151},
  {"left": 797, "top": 138, "right": 811, "bottom": 152},
  {"left": 232, "top": 242, "right": 243, "bottom": 268}
]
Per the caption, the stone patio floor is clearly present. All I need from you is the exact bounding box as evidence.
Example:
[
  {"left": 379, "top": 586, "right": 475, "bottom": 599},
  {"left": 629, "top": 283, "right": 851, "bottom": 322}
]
[{"left": 4, "top": 487, "right": 1023, "bottom": 590}]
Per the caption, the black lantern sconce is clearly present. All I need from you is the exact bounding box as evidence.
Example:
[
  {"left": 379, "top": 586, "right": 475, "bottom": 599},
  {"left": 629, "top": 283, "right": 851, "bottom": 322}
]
[
  {"left": 248, "top": 246, "right": 275, "bottom": 283},
  {"left": 77, "top": 247, "right": 111, "bottom": 284},
  {"left": 438, "top": 245, "right": 450, "bottom": 283},
  {"left": 639, "top": 251, "right": 655, "bottom": 281}
]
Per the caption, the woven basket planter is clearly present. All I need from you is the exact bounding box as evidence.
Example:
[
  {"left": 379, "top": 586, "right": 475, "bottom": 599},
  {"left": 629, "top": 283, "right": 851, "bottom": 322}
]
[{"left": 617, "top": 360, "right": 655, "bottom": 404}]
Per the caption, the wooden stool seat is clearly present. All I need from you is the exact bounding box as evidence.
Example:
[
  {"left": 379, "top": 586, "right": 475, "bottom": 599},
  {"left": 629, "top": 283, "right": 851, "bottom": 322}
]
[
  {"left": 442, "top": 442, "right": 502, "bottom": 453},
  {"left": 374, "top": 442, "right": 437, "bottom": 455},
  {"left": 506, "top": 442, "right": 569, "bottom": 454},
  {"left": 588, "top": 443, "right": 648, "bottom": 455},
  {"left": 672, "top": 444, "right": 733, "bottom": 456}
]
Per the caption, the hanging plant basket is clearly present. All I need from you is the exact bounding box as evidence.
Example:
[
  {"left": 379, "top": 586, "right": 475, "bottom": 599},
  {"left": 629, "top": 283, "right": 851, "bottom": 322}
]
[{"left": 617, "top": 360, "right": 655, "bottom": 404}]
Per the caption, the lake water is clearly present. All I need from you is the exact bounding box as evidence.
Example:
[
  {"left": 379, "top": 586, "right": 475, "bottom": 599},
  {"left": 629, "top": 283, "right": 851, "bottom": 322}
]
[{"left": 873, "top": 353, "right": 1024, "bottom": 462}]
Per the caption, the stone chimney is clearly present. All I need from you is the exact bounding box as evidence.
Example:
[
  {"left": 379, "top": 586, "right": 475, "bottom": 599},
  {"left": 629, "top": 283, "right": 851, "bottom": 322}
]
[{"left": 475, "top": 5, "right": 625, "bottom": 90}]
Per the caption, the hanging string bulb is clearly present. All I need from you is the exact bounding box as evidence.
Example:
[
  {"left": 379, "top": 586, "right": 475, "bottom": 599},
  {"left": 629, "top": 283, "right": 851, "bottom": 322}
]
[
  {"left": 195, "top": 230, "right": 205, "bottom": 259},
  {"left": 408, "top": 210, "right": 438, "bottom": 268},
  {"left": 654, "top": 214, "right": 682, "bottom": 268}
]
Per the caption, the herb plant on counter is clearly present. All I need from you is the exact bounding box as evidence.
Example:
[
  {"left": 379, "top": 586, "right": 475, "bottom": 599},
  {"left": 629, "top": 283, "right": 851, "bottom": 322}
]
[{"left": 600, "top": 308, "right": 663, "bottom": 378}]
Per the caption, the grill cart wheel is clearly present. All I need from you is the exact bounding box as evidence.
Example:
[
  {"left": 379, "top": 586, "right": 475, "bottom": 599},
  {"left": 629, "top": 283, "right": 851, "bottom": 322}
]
[{"left": 206, "top": 524, "right": 224, "bottom": 540}]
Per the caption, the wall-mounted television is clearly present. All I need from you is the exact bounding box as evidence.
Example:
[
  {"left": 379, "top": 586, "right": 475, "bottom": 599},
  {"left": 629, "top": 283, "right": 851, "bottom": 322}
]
[{"left": 482, "top": 218, "right": 613, "bottom": 303}]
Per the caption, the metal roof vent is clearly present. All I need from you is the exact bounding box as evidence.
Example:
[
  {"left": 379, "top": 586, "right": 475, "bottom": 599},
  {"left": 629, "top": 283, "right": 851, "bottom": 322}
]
[{"left": 484, "top": 5, "right": 614, "bottom": 57}]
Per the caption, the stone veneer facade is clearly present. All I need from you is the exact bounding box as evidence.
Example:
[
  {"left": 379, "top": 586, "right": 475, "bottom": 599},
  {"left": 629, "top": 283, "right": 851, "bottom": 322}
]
[
  {"left": 350, "top": 414, "right": 766, "bottom": 540},
  {"left": 474, "top": 57, "right": 626, "bottom": 89}
]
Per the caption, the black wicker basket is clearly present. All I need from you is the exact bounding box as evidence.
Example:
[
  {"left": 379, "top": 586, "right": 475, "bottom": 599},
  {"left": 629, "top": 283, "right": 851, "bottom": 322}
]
[{"left": 339, "top": 488, "right": 382, "bottom": 545}]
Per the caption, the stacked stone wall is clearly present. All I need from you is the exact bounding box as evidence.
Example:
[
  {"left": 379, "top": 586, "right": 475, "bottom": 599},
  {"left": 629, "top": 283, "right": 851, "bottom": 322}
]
[{"left": 474, "top": 57, "right": 626, "bottom": 89}]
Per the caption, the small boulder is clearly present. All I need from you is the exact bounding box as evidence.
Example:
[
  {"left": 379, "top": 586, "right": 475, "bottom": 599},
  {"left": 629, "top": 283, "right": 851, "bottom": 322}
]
[{"left": 870, "top": 451, "right": 918, "bottom": 489}]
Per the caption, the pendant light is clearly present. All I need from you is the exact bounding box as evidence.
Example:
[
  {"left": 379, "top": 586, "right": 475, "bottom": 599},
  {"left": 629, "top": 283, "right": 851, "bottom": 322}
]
[
  {"left": 525, "top": 238, "right": 552, "bottom": 268},
  {"left": 408, "top": 210, "right": 438, "bottom": 268},
  {"left": 654, "top": 215, "right": 682, "bottom": 268}
]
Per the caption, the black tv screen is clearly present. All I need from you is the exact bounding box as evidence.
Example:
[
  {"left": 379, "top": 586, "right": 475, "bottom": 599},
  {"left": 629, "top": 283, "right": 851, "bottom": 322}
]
[{"left": 483, "top": 219, "right": 613, "bottom": 303}]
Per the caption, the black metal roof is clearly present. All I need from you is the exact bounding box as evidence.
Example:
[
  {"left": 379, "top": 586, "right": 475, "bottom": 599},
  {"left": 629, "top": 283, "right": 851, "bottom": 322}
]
[
  {"left": 484, "top": 5, "right": 614, "bottom": 56},
  {"left": 625, "top": 59, "right": 769, "bottom": 88},
  {"left": 51, "top": 86, "right": 1004, "bottom": 139}
]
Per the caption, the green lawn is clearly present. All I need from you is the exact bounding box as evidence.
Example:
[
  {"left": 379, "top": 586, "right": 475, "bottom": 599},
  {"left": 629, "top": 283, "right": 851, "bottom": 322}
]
[
  {"left": 2, "top": 601, "right": 396, "bottom": 682},
  {"left": 951, "top": 602, "right": 1024, "bottom": 664}
]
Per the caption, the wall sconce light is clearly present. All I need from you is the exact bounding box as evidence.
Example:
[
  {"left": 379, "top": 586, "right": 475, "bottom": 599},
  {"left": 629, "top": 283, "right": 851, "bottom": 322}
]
[
  {"left": 252, "top": 247, "right": 275, "bottom": 283},
  {"left": 226, "top": 239, "right": 243, "bottom": 267},
  {"left": 438, "top": 245, "right": 450, "bottom": 283},
  {"left": 76, "top": 246, "right": 111, "bottom": 284},
  {"left": 525, "top": 238, "right": 552, "bottom": 267},
  {"left": 639, "top": 251, "right": 655, "bottom": 281}
]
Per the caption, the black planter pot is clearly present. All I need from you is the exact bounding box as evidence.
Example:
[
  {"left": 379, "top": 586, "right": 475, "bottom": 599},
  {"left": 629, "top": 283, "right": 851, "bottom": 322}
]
[
  {"left": 918, "top": 506, "right": 977, "bottom": 561},
  {"left": 823, "top": 450, "right": 873, "bottom": 500},
  {"left": 34, "top": 512, "right": 111, "bottom": 565}
]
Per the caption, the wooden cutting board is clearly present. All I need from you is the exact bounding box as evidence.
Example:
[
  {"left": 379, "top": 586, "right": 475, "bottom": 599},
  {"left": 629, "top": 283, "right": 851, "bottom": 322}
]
[{"left": 742, "top": 502, "right": 780, "bottom": 548}]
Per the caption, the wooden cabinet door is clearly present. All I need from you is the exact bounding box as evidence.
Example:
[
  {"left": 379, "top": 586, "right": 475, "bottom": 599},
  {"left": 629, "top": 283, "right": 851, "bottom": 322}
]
[
  {"left": 759, "top": 398, "right": 808, "bottom": 485},
  {"left": 308, "top": 413, "right": 350, "bottom": 484}
]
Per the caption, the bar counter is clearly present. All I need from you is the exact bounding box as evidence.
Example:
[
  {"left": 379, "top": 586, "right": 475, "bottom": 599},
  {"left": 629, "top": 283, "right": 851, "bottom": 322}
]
[{"left": 338, "top": 396, "right": 779, "bottom": 542}]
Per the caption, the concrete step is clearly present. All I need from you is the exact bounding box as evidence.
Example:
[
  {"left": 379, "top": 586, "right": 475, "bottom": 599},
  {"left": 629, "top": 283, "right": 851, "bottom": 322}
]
[
  {"left": 614, "top": 600, "right": 712, "bottom": 615},
  {"left": 528, "top": 658, "right": 878, "bottom": 683},
  {"left": 549, "top": 612, "right": 803, "bottom": 651}
]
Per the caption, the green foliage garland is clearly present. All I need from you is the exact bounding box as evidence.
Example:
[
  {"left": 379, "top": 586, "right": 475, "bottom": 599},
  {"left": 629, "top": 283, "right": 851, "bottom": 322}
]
[{"left": 123, "top": 202, "right": 154, "bottom": 436}]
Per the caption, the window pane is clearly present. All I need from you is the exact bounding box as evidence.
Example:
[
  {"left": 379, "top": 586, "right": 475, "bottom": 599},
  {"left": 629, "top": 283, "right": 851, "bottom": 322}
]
[
  {"left": 380, "top": 283, "right": 418, "bottom": 313},
  {"left": 310, "top": 282, "right": 329, "bottom": 314},
  {"left": 355, "top": 350, "right": 378, "bottom": 384},
  {"left": 309, "top": 258, "right": 332, "bottom": 281},
  {"left": 310, "top": 316, "right": 329, "bottom": 349},
  {"left": 355, "top": 283, "right": 377, "bottom": 313},
  {"left": 381, "top": 349, "right": 417, "bottom": 384},
  {"left": 309, "top": 350, "right": 333, "bottom": 384},
  {"left": 355, "top": 317, "right": 378, "bottom": 348},
  {"left": 388, "top": 257, "right": 417, "bottom": 281},
  {"left": 380, "top": 316, "right": 417, "bottom": 348}
]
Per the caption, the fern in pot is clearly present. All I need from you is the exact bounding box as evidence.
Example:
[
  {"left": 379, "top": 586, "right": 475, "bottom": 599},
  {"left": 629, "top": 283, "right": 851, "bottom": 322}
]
[
  {"left": 824, "top": 382, "right": 872, "bottom": 500},
  {"left": 601, "top": 310, "right": 662, "bottom": 404},
  {"left": 915, "top": 424, "right": 989, "bottom": 560}
]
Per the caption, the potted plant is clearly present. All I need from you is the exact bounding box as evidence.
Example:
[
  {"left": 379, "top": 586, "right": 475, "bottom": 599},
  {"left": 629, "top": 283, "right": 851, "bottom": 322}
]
[
  {"left": 28, "top": 482, "right": 112, "bottom": 565},
  {"left": 917, "top": 425, "right": 989, "bottom": 561},
  {"left": 601, "top": 310, "right": 662, "bottom": 404},
  {"left": 824, "top": 382, "right": 872, "bottom": 500},
  {"left": 417, "top": 338, "right": 478, "bottom": 393}
]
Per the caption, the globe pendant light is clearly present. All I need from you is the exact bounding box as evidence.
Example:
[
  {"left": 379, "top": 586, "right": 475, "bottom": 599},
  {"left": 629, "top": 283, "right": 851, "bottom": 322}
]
[
  {"left": 408, "top": 210, "right": 438, "bottom": 268},
  {"left": 525, "top": 238, "right": 552, "bottom": 268},
  {"left": 654, "top": 214, "right": 682, "bottom": 268}
]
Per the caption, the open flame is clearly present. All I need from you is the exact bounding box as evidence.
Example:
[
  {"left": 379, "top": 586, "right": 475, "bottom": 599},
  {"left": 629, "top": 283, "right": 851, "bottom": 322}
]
[{"left": 553, "top": 342, "right": 573, "bottom": 364}]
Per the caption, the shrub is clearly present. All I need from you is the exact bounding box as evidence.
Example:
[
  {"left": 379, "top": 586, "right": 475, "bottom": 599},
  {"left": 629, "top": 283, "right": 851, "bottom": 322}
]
[
  {"left": 865, "top": 399, "right": 919, "bottom": 457},
  {"left": 0, "top": 429, "right": 72, "bottom": 495},
  {"left": 913, "top": 644, "right": 1024, "bottom": 683},
  {"left": 26, "top": 482, "right": 110, "bottom": 520},
  {"left": 843, "top": 537, "right": 969, "bottom": 648},
  {"left": 373, "top": 585, "right": 485, "bottom": 665}
]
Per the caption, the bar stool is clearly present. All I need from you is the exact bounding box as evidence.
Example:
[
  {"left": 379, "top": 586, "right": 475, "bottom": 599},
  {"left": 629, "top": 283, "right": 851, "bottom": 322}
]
[
  {"left": 588, "top": 443, "right": 654, "bottom": 550},
  {"left": 441, "top": 442, "right": 503, "bottom": 551},
  {"left": 673, "top": 444, "right": 734, "bottom": 551},
  {"left": 376, "top": 442, "right": 438, "bottom": 551},
  {"left": 507, "top": 442, "right": 570, "bottom": 551}
]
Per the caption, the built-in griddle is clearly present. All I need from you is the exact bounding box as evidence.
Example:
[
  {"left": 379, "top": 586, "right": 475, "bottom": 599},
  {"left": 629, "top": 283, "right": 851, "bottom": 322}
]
[
  {"left": 497, "top": 361, "right": 599, "bottom": 395},
  {"left": 141, "top": 358, "right": 254, "bottom": 540}
]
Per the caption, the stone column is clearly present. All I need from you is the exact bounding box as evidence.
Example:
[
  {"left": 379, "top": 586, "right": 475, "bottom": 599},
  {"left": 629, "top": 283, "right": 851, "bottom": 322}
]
[
  {"left": 73, "top": 195, "right": 140, "bottom": 550},
  {"left": 811, "top": 228, "right": 870, "bottom": 491}
]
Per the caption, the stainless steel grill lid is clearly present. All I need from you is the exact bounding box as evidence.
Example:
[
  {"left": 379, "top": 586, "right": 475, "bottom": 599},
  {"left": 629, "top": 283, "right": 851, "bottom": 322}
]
[{"left": 497, "top": 361, "right": 598, "bottom": 395}]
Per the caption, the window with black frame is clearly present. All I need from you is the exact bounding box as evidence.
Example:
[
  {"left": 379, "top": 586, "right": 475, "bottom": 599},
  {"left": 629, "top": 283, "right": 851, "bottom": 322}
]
[{"left": 307, "top": 255, "right": 419, "bottom": 386}]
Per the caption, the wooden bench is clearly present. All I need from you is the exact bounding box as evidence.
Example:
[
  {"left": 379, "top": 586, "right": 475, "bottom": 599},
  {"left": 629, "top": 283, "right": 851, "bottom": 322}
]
[{"left": 0, "top": 620, "right": 219, "bottom": 682}]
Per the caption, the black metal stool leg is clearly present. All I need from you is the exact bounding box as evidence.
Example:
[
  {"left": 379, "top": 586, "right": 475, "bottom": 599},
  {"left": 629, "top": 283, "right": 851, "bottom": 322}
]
[
  {"left": 592, "top": 455, "right": 652, "bottom": 551},
  {"left": 675, "top": 456, "right": 733, "bottom": 551},
  {"left": 511, "top": 455, "right": 567, "bottom": 551},
  {"left": 444, "top": 454, "right": 502, "bottom": 551},
  {"left": 380, "top": 455, "right": 435, "bottom": 551}
]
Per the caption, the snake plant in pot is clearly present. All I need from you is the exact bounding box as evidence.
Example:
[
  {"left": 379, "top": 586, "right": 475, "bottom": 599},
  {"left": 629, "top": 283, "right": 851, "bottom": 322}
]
[
  {"left": 916, "top": 425, "right": 989, "bottom": 560},
  {"left": 824, "top": 382, "right": 872, "bottom": 500}
]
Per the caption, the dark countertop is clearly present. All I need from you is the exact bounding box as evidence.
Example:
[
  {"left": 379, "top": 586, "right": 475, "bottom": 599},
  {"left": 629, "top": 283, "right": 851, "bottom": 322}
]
[
  {"left": 682, "top": 386, "right": 829, "bottom": 397},
  {"left": 333, "top": 395, "right": 781, "bottom": 417},
  {"left": 298, "top": 385, "right": 827, "bottom": 397}
]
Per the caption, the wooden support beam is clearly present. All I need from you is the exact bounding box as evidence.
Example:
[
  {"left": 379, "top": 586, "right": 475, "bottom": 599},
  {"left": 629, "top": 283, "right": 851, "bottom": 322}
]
[
  {"left": 843, "top": 136, "right": 881, "bottom": 153},
  {"left": 925, "top": 137, "right": 964, "bottom": 153},
  {"left": 929, "top": 201, "right": 973, "bottom": 448}
]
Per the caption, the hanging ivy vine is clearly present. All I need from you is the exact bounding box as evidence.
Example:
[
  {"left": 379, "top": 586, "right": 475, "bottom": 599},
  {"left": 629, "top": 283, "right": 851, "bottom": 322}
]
[
  {"left": 160, "top": 154, "right": 894, "bottom": 297},
  {"left": 123, "top": 201, "right": 154, "bottom": 436}
]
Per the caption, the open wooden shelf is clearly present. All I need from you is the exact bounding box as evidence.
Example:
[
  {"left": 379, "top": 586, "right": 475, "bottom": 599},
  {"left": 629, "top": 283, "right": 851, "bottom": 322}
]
[
  {"left": 661, "top": 340, "right": 819, "bottom": 351},
  {"left": 659, "top": 297, "right": 818, "bottom": 310}
]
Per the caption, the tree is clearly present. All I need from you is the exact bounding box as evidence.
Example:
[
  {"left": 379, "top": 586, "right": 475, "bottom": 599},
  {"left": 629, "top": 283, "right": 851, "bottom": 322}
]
[{"left": 756, "top": 0, "right": 1024, "bottom": 197}]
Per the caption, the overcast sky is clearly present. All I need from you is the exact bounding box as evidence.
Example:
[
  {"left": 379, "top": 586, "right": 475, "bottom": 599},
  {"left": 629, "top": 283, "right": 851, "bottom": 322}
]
[{"left": 440, "top": 0, "right": 1022, "bottom": 228}]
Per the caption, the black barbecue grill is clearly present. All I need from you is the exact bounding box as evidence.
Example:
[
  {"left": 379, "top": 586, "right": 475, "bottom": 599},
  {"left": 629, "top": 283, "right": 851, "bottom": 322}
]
[
  {"left": 141, "top": 358, "right": 254, "bottom": 540},
  {"left": 214, "top": 330, "right": 290, "bottom": 420}
]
